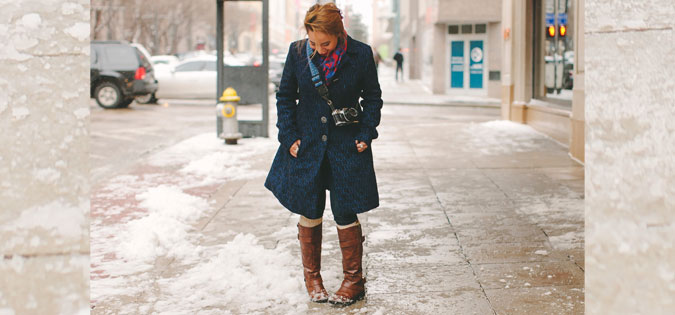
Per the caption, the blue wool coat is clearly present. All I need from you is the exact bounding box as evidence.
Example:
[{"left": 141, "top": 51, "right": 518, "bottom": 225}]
[{"left": 264, "top": 36, "right": 382, "bottom": 217}]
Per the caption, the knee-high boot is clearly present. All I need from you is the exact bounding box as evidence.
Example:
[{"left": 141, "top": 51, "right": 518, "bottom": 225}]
[
  {"left": 298, "top": 223, "right": 328, "bottom": 302},
  {"left": 329, "top": 224, "right": 365, "bottom": 306}
]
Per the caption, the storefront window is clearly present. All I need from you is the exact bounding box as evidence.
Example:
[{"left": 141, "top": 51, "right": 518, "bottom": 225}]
[{"left": 535, "top": 0, "right": 574, "bottom": 105}]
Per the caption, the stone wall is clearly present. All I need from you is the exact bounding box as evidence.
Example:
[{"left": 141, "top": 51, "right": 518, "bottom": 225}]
[
  {"left": 0, "top": 0, "right": 90, "bottom": 314},
  {"left": 586, "top": 0, "right": 675, "bottom": 313}
]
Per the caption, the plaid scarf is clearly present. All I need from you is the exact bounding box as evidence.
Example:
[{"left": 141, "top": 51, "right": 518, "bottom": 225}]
[{"left": 319, "top": 36, "right": 347, "bottom": 85}]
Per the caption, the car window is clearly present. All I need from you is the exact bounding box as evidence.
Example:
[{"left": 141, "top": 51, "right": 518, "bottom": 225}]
[
  {"left": 91, "top": 49, "right": 98, "bottom": 65},
  {"left": 102, "top": 45, "right": 139, "bottom": 69},
  {"left": 203, "top": 61, "right": 217, "bottom": 71},
  {"left": 175, "top": 61, "right": 205, "bottom": 72},
  {"left": 135, "top": 48, "right": 152, "bottom": 69}
]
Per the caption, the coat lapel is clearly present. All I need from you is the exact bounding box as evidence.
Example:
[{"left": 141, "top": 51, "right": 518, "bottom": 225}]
[{"left": 330, "top": 36, "right": 358, "bottom": 84}]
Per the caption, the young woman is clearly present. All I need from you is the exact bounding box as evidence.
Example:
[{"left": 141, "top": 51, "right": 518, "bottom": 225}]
[{"left": 264, "top": 3, "right": 382, "bottom": 306}]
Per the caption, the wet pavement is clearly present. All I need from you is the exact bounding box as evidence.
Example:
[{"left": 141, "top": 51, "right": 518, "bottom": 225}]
[{"left": 90, "top": 65, "right": 584, "bottom": 314}]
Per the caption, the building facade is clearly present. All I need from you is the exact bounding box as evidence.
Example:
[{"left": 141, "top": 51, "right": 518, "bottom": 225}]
[
  {"left": 501, "top": 0, "right": 585, "bottom": 162},
  {"left": 396, "top": 0, "right": 504, "bottom": 98}
]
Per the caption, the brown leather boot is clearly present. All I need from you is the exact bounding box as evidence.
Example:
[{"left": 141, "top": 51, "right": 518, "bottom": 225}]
[
  {"left": 329, "top": 224, "right": 366, "bottom": 306},
  {"left": 298, "top": 223, "right": 328, "bottom": 302}
]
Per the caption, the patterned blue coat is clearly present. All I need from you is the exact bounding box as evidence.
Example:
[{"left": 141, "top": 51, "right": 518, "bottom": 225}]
[{"left": 264, "top": 36, "right": 382, "bottom": 217}]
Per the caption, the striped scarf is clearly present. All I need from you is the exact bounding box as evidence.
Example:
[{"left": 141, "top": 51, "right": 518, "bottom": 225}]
[{"left": 319, "top": 36, "right": 347, "bottom": 85}]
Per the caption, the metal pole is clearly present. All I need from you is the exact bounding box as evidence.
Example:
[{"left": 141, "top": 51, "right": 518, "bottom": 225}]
[
  {"left": 262, "top": 0, "right": 269, "bottom": 137},
  {"left": 216, "top": 0, "right": 224, "bottom": 99},
  {"left": 393, "top": 0, "right": 400, "bottom": 52}
]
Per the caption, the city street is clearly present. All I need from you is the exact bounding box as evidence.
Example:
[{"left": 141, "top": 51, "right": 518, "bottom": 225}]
[{"left": 90, "top": 65, "right": 584, "bottom": 314}]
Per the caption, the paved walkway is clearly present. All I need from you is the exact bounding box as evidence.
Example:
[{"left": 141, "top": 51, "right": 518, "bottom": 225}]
[
  {"left": 90, "top": 71, "right": 584, "bottom": 314},
  {"left": 377, "top": 64, "right": 501, "bottom": 108}
]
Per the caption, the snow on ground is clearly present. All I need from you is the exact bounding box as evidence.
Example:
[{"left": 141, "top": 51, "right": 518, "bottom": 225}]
[
  {"left": 147, "top": 133, "right": 270, "bottom": 187},
  {"left": 91, "top": 134, "right": 313, "bottom": 313},
  {"left": 152, "top": 234, "right": 307, "bottom": 314},
  {"left": 463, "top": 120, "right": 551, "bottom": 155}
]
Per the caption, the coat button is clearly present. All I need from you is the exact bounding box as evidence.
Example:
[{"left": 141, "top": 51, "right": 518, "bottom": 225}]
[
  {"left": 321, "top": 135, "right": 327, "bottom": 142},
  {"left": 321, "top": 116, "right": 327, "bottom": 123}
]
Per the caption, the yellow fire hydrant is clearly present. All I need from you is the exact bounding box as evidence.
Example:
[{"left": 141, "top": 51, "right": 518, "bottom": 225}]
[{"left": 216, "top": 87, "right": 243, "bottom": 144}]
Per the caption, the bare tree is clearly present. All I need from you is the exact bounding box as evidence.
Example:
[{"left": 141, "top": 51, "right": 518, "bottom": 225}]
[{"left": 90, "top": 0, "right": 218, "bottom": 55}]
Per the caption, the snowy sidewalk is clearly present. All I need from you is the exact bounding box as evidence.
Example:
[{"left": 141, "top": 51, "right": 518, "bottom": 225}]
[
  {"left": 377, "top": 64, "right": 501, "bottom": 108},
  {"left": 91, "top": 101, "right": 584, "bottom": 314}
]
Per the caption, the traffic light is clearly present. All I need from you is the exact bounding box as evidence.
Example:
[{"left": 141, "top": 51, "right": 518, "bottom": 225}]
[
  {"left": 559, "top": 24, "right": 567, "bottom": 37},
  {"left": 547, "top": 25, "right": 556, "bottom": 38}
]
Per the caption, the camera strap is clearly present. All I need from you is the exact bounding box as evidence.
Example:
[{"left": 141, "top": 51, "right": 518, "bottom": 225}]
[{"left": 306, "top": 41, "right": 338, "bottom": 112}]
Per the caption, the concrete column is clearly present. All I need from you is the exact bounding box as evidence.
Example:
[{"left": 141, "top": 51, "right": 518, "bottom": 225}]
[
  {"left": 569, "top": 0, "right": 584, "bottom": 162},
  {"left": 487, "top": 21, "right": 502, "bottom": 99},
  {"left": 409, "top": 0, "right": 422, "bottom": 80},
  {"left": 432, "top": 23, "right": 447, "bottom": 94},
  {"left": 0, "top": 0, "right": 90, "bottom": 313},
  {"left": 586, "top": 0, "right": 675, "bottom": 313},
  {"left": 512, "top": 0, "right": 530, "bottom": 105},
  {"left": 500, "top": 0, "right": 514, "bottom": 120}
]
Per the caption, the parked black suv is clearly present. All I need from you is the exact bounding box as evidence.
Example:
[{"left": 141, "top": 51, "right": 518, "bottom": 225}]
[{"left": 90, "top": 41, "right": 158, "bottom": 109}]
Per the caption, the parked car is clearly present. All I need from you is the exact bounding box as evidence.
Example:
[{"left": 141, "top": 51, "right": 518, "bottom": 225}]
[
  {"left": 154, "top": 56, "right": 218, "bottom": 99},
  {"left": 151, "top": 55, "right": 179, "bottom": 67},
  {"left": 90, "top": 41, "right": 158, "bottom": 109},
  {"left": 268, "top": 54, "right": 285, "bottom": 89},
  {"left": 131, "top": 43, "right": 160, "bottom": 104}
]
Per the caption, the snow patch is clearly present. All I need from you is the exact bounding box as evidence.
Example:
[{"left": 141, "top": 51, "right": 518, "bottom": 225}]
[
  {"left": 535, "top": 250, "right": 549, "bottom": 255},
  {"left": 19, "top": 14, "right": 42, "bottom": 29},
  {"left": 549, "top": 231, "right": 584, "bottom": 250},
  {"left": 463, "top": 120, "right": 548, "bottom": 155},
  {"left": 12, "top": 107, "right": 30, "bottom": 120},
  {"left": 73, "top": 108, "right": 89, "bottom": 119},
  {"left": 61, "top": 2, "right": 82, "bottom": 15},
  {"left": 148, "top": 134, "right": 272, "bottom": 186},
  {"left": 33, "top": 167, "right": 61, "bottom": 184},
  {"left": 0, "top": 93, "right": 7, "bottom": 114},
  {"left": 0, "top": 308, "right": 16, "bottom": 315},
  {"left": 0, "top": 199, "right": 86, "bottom": 246},
  {"left": 153, "top": 233, "right": 307, "bottom": 314},
  {"left": 114, "top": 186, "right": 210, "bottom": 263},
  {"left": 63, "top": 23, "right": 89, "bottom": 41}
]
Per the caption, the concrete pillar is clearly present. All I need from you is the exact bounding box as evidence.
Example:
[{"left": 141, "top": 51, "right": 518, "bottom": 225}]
[
  {"left": 570, "top": 0, "right": 585, "bottom": 163},
  {"left": 409, "top": 0, "right": 422, "bottom": 80},
  {"left": 500, "top": 0, "right": 514, "bottom": 120},
  {"left": 487, "top": 21, "right": 503, "bottom": 99},
  {"left": 432, "top": 23, "right": 447, "bottom": 94},
  {"left": 586, "top": 0, "right": 675, "bottom": 313},
  {"left": 0, "top": 1, "right": 90, "bottom": 313}
]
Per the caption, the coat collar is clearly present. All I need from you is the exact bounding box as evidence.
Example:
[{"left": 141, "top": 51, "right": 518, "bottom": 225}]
[
  {"left": 337, "top": 35, "right": 357, "bottom": 73},
  {"left": 345, "top": 35, "right": 358, "bottom": 55}
]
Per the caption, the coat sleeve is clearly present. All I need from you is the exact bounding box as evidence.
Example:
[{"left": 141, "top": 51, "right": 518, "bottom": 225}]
[
  {"left": 356, "top": 47, "right": 383, "bottom": 146},
  {"left": 275, "top": 42, "right": 301, "bottom": 150}
]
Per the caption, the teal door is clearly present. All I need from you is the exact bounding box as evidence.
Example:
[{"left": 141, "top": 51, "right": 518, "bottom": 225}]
[
  {"left": 450, "top": 41, "right": 464, "bottom": 88},
  {"left": 469, "top": 40, "right": 484, "bottom": 89}
]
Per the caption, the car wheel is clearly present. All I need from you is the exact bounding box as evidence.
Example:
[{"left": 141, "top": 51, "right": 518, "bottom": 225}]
[
  {"left": 118, "top": 98, "right": 134, "bottom": 108},
  {"left": 135, "top": 93, "right": 158, "bottom": 104},
  {"left": 95, "top": 82, "right": 124, "bottom": 109}
]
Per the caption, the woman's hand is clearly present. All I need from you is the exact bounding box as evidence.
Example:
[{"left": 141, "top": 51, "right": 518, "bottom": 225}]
[
  {"left": 290, "top": 139, "right": 301, "bottom": 158},
  {"left": 355, "top": 140, "right": 368, "bottom": 153}
]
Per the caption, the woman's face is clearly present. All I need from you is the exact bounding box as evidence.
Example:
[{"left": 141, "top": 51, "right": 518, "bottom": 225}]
[{"left": 307, "top": 30, "right": 338, "bottom": 56}]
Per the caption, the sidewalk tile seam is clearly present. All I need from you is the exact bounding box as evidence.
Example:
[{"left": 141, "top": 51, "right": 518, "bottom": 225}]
[{"left": 365, "top": 289, "right": 491, "bottom": 297}]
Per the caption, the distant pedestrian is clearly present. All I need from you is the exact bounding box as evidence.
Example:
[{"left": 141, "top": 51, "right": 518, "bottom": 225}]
[
  {"left": 264, "top": 2, "right": 382, "bottom": 306},
  {"left": 393, "top": 48, "right": 404, "bottom": 81}
]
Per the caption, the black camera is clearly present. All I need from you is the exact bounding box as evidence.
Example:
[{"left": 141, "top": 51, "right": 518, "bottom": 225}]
[{"left": 332, "top": 107, "right": 359, "bottom": 126}]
